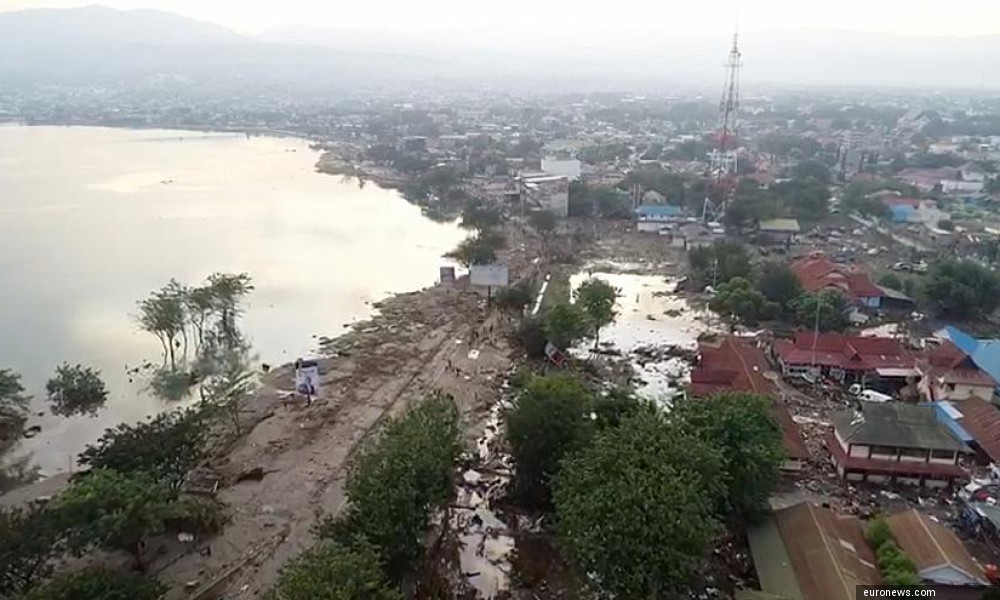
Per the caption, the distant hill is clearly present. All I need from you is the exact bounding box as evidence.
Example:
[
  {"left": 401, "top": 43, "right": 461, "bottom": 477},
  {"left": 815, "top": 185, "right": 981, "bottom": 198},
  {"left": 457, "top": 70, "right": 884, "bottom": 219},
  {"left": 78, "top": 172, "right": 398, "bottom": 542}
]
[{"left": 0, "top": 6, "right": 437, "bottom": 88}]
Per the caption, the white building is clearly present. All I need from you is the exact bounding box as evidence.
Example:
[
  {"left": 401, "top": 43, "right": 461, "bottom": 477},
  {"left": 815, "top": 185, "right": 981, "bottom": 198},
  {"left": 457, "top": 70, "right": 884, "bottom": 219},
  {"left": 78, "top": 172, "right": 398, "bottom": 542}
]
[
  {"left": 519, "top": 173, "right": 569, "bottom": 218},
  {"left": 539, "top": 158, "right": 581, "bottom": 182}
]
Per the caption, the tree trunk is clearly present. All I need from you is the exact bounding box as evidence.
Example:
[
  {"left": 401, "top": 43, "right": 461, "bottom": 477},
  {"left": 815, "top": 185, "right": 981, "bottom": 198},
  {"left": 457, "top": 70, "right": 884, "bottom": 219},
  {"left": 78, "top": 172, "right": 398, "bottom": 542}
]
[{"left": 168, "top": 337, "right": 176, "bottom": 372}]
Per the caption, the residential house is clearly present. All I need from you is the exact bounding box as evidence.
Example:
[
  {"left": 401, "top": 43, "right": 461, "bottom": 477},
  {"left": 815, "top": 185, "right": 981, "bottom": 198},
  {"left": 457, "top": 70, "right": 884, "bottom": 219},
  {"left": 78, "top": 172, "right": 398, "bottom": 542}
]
[
  {"left": 771, "top": 332, "right": 916, "bottom": 387},
  {"left": 634, "top": 204, "right": 685, "bottom": 232},
  {"left": 898, "top": 108, "right": 935, "bottom": 131},
  {"left": 886, "top": 509, "right": 988, "bottom": 588},
  {"left": 790, "top": 252, "right": 884, "bottom": 309},
  {"left": 933, "top": 398, "right": 1000, "bottom": 466},
  {"left": 690, "top": 337, "right": 809, "bottom": 471},
  {"left": 746, "top": 502, "right": 880, "bottom": 600},
  {"left": 919, "top": 340, "right": 995, "bottom": 402},
  {"left": 939, "top": 326, "right": 1000, "bottom": 399},
  {"left": 757, "top": 218, "right": 800, "bottom": 246},
  {"left": 827, "top": 403, "right": 970, "bottom": 488}
]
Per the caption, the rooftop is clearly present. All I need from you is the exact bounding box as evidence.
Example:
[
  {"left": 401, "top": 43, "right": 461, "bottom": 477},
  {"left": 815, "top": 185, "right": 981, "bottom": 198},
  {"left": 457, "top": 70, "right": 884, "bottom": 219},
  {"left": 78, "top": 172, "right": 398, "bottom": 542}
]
[
  {"left": 936, "top": 398, "right": 1000, "bottom": 463},
  {"left": 831, "top": 403, "right": 968, "bottom": 452},
  {"left": 886, "top": 509, "right": 987, "bottom": 586},
  {"left": 759, "top": 218, "right": 801, "bottom": 233}
]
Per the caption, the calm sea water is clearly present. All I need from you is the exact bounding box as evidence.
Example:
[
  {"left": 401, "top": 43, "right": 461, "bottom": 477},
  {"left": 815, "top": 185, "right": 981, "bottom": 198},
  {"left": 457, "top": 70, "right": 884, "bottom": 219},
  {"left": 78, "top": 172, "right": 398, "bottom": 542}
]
[{"left": 0, "top": 125, "right": 465, "bottom": 474}]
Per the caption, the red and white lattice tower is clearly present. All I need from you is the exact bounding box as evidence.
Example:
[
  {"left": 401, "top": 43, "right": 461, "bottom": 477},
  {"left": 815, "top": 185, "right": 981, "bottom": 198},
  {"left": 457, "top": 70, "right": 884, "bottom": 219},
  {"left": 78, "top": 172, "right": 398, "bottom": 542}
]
[{"left": 702, "top": 31, "right": 742, "bottom": 223}]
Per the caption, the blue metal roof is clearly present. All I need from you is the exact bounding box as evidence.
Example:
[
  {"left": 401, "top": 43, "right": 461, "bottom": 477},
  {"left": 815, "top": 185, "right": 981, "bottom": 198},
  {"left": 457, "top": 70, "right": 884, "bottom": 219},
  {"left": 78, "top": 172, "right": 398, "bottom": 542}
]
[
  {"left": 635, "top": 204, "right": 683, "bottom": 217},
  {"left": 943, "top": 326, "right": 1000, "bottom": 391}
]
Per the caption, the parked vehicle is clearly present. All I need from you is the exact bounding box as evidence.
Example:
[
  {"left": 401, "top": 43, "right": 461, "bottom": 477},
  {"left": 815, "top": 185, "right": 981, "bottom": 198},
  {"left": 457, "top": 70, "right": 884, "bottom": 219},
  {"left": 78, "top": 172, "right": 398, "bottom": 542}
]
[{"left": 858, "top": 389, "right": 894, "bottom": 403}]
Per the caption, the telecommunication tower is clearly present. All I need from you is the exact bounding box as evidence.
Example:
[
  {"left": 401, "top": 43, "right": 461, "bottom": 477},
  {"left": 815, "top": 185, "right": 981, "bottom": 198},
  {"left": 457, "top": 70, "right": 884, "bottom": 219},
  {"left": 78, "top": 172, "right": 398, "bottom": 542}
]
[{"left": 702, "top": 31, "right": 743, "bottom": 223}]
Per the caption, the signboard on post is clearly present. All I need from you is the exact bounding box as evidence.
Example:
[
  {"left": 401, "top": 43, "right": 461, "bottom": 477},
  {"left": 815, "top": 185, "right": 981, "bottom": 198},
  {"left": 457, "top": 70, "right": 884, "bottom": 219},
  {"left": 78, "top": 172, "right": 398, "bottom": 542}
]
[
  {"left": 294, "top": 359, "right": 320, "bottom": 399},
  {"left": 544, "top": 342, "right": 566, "bottom": 367},
  {"left": 439, "top": 266, "right": 456, "bottom": 285},
  {"left": 470, "top": 264, "right": 509, "bottom": 287}
]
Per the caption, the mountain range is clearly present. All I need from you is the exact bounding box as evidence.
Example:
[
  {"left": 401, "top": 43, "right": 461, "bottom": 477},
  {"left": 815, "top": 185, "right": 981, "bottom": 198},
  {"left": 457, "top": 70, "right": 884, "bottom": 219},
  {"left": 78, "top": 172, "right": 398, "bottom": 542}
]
[{"left": 2, "top": 5, "right": 999, "bottom": 90}]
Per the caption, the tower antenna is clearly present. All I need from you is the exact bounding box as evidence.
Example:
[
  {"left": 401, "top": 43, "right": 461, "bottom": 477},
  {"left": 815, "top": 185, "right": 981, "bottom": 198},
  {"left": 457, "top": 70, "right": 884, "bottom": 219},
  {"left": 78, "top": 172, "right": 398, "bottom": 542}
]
[{"left": 702, "top": 28, "right": 742, "bottom": 223}]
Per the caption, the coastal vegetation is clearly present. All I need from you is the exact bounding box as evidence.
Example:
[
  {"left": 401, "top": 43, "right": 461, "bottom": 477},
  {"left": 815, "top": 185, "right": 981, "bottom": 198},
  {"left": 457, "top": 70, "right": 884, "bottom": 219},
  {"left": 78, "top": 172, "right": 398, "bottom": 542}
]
[{"left": 45, "top": 363, "right": 108, "bottom": 417}]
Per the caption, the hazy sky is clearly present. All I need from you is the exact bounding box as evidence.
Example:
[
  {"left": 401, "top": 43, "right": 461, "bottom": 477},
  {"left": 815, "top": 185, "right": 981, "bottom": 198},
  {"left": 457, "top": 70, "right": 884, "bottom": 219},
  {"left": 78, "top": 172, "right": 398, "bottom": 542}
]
[{"left": 3, "top": 0, "right": 1000, "bottom": 36}]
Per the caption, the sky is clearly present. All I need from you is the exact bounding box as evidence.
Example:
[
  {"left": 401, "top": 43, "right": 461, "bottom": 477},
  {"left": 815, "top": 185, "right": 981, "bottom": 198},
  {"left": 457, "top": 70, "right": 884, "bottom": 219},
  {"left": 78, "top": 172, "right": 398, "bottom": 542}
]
[{"left": 3, "top": 0, "right": 1000, "bottom": 36}]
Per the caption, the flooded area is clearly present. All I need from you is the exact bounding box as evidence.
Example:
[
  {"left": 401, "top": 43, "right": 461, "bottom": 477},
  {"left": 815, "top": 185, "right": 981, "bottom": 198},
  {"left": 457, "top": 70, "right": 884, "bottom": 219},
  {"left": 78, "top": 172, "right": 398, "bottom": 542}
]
[
  {"left": 568, "top": 265, "right": 721, "bottom": 403},
  {"left": 0, "top": 125, "right": 466, "bottom": 473}
]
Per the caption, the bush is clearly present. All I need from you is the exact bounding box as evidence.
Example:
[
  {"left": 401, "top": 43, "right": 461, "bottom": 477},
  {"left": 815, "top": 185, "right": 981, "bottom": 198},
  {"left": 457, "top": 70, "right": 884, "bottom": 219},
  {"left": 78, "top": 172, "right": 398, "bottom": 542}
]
[
  {"left": 507, "top": 375, "right": 594, "bottom": 508},
  {"left": 19, "top": 568, "right": 165, "bottom": 600},
  {"left": 324, "top": 394, "right": 461, "bottom": 581},
  {"left": 269, "top": 541, "right": 400, "bottom": 600},
  {"left": 866, "top": 515, "right": 893, "bottom": 550},
  {"left": 877, "top": 273, "right": 903, "bottom": 291},
  {"left": 45, "top": 364, "right": 108, "bottom": 417},
  {"left": 517, "top": 317, "right": 548, "bottom": 359}
]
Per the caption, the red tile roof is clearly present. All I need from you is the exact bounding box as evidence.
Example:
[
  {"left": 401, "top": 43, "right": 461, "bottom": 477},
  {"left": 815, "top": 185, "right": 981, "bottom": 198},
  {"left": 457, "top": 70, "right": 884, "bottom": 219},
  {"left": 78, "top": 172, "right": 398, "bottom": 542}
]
[
  {"left": 689, "top": 336, "right": 777, "bottom": 397},
  {"left": 825, "top": 432, "right": 968, "bottom": 479},
  {"left": 773, "top": 332, "right": 915, "bottom": 371},
  {"left": 951, "top": 397, "right": 1000, "bottom": 464},
  {"left": 921, "top": 341, "right": 995, "bottom": 390},
  {"left": 690, "top": 337, "right": 808, "bottom": 461},
  {"left": 791, "top": 253, "right": 884, "bottom": 301}
]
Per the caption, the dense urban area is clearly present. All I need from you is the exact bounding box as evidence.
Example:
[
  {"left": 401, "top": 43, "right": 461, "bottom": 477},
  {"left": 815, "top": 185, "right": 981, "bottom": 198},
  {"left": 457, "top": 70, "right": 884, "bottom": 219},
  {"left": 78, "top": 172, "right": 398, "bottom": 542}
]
[{"left": 9, "top": 15, "right": 1000, "bottom": 600}]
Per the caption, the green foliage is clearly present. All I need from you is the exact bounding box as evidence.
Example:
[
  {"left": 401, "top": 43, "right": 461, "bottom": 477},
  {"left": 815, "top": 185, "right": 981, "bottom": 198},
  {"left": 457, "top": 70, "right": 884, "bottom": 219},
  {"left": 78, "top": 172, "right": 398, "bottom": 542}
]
[
  {"left": 45, "top": 363, "right": 108, "bottom": 418},
  {"left": 517, "top": 316, "right": 548, "bottom": 359},
  {"left": 673, "top": 393, "right": 785, "bottom": 524},
  {"left": 495, "top": 280, "right": 536, "bottom": 316},
  {"left": 623, "top": 166, "right": 687, "bottom": 204},
  {"left": 329, "top": 394, "right": 461, "bottom": 580},
  {"left": 757, "top": 133, "right": 822, "bottom": 159},
  {"left": 567, "top": 182, "right": 594, "bottom": 217},
  {"left": 137, "top": 279, "right": 187, "bottom": 371},
  {"left": 17, "top": 568, "right": 165, "bottom": 600},
  {"left": 579, "top": 143, "right": 630, "bottom": 164},
  {"left": 543, "top": 303, "right": 590, "bottom": 350},
  {"left": 866, "top": 515, "right": 893, "bottom": 550},
  {"left": 528, "top": 210, "right": 557, "bottom": 236},
  {"left": 791, "top": 291, "right": 850, "bottom": 332},
  {"left": 507, "top": 375, "right": 594, "bottom": 508},
  {"left": 460, "top": 203, "right": 503, "bottom": 232},
  {"left": 201, "top": 348, "right": 257, "bottom": 436},
  {"left": 883, "top": 569, "right": 922, "bottom": 586},
  {"left": 77, "top": 407, "right": 207, "bottom": 486},
  {"left": 794, "top": 159, "right": 832, "bottom": 184},
  {"left": 554, "top": 409, "right": 724, "bottom": 597},
  {"left": 688, "top": 240, "right": 753, "bottom": 290},
  {"left": 924, "top": 258, "right": 1000, "bottom": 319},
  {"left": 573, "top": 278, "right": 620, "bottom": 347},
  {"left": 55, "top": 469, "right": 184, "bottom": 570},
  {"left": 878, "top": 273, "right": 903, "bottom": 291},
  {"left": 0, "top": 368, "right": 29, "bottom": 455},
  {"left": 709, "top": 277, "right": 778, "bottom": 325},
  {"left": 771, "top": 178, "right": 831, "bottom": 222},
  {"left": 445, "top": 231, "right": 504, "bottom": 267},
  {"left": 0, "top": 506, "right": 63, "bottom": 596},
  {"left": 269, "top": 541, "right": 401, "bottom": 600},
  {"left": 594, "top": 188, "right": 632, "bottom": 219},
  {"left": 758, "top": 262, "right": 805, "bottom": 314},
  {"left": 592, "top": 387, "right": 642, "bottom": 430},
  {"left": 938, "top": 219, "right": 955, "bottom": 231}
]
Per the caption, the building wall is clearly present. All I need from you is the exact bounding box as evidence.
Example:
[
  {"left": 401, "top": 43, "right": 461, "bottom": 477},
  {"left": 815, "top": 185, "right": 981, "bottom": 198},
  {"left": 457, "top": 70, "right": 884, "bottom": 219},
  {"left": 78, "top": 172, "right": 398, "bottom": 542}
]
[
  {"left": 849, "top": 444, "right": 870, "bottom": 458},
  {"left": 540, "top": 158, "right": 581, "bottom": 181}
]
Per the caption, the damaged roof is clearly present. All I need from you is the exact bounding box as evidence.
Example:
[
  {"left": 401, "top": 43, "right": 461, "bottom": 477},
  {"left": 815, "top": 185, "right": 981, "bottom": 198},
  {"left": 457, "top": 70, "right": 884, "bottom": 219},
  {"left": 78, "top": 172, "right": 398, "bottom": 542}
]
[{"left": 831, "top": 403, "right": 968, "bottom": 452}]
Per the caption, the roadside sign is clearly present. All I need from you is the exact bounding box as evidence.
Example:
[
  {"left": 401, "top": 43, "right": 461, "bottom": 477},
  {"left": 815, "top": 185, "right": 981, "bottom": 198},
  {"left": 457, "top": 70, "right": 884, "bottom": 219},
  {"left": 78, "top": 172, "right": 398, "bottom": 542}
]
[
  {"left": 470, "top": 264, "right": 509, "bottom": 287},
  {"left": 544, "top": 342, "right": 565, "bottom": 366},
  {"left": 440, "top": 266, "right": 456, "bottom": 284},
  {"left": 295, "top": 359, "right": 320, "bottom": 397}
]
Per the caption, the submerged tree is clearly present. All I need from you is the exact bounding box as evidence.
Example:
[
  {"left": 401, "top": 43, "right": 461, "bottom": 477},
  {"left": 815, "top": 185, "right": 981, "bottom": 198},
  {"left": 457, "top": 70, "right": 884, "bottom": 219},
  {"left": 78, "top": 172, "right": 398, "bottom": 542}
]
[
  {"left": 0, "top": 368, "right": 29, "bottom": 455},
  {"left": 137, "top": 280, "right": 186, "bottom": 371},
  {"left": 573, "top": 278, "right": 620, "bottom": 349},
  {"left": 45, "top": 363, "right": 108, "bottom": 417}
]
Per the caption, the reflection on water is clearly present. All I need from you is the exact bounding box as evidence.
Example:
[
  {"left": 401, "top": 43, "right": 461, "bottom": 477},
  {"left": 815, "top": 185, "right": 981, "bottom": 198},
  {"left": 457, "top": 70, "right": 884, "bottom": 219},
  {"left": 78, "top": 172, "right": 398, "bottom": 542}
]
[{"left": 0, "top": 125, "right": 466, "bottom": 474}]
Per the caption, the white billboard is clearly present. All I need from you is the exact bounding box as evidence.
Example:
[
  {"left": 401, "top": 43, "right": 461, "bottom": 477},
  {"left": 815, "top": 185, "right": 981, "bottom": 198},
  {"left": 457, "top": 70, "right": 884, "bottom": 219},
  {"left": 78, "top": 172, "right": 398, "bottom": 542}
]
[{"left": 470, "top": 264, "right": 509, "bottom": 287}]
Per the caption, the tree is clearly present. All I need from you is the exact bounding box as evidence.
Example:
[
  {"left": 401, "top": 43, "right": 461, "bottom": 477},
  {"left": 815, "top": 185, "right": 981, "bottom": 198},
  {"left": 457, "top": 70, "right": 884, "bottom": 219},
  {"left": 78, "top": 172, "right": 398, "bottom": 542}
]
[
  {"left": 878, "top": 273, "right": 903, "bottom": 291},
  {"left": 573, "top": 278, "right": 619, "bottom": 348},
  {"left": 137, "top": 280, "right": 187, "bottom": 371},
  {"left": 672, "top": 393, "right": 785, "bottom": 524},
  {"left": 445, "top": 231, "right": 504, "bottom": 268},
  {"left": 592, "top": 386, "right": 642, "bottom": 430},
  {"left": 326, "top": 394, "right": 460, "bottom": 580},
  {"left": 0, "top": 506, "right": 63, "bottom": 596},
  {"left": 0, "top": 369, "right": 29, "bottom": 455},
  {"left": 866, "top": 515, "right": 893, "bottom": 550},
  {"left": 460, "top": 204, "right": 502, "bottom": 232},
  {"left": 793, "top": 159, "right": 832, "bottom": 184},
  {"left": 269, "top": 541, "right": 401, "bottom": 600},
  {"left": 772, "top": 178, "right": 831, "bottom": 223},
  {"left": 543, "top": 303, "right": 589, "bottom": 350},
  {"left": 593, "top": 188, "right": 632, "bottom": 219},
  {"left": 507, "top": 375, "right": 594, "bottom": 508},
  {"left": 924, "top": 259, "right": 1000, "bottom": 319},
  {"left": 567, "top": 182, "right": 594, "bottom": 218},
  {"left": 55, "top": 470, "right": 184, "bottom": 571},
  {"left": 18, "top": 568, "right": 165, "bottom": 600},
  {"left": 201, "top": 348, "right": 257, "bottom": 436},
  {"left": 45, "top": 364, "right": 108, "bottom": 417},
  {"left": 709, "top": 277, "right": 778, "bottom": 325},
  {"left": 494, "top": 280, "right": 536, "bottom": 317},
  {"left": 938, "top": 219, "right": 955, "bottom": 231},
  {"left": 688, "top": 240, "right": 753, "bottom": 290},
  {"left": 554, "top": 410, "right": 724, "bottom": 598},
  {"left": 528, "top": 210, "right": 557, "bottom": 251},
  {"left": 205, "top": 272, "right": 254, "bottom": 352},
  {"left": 758, "top": 262, "right": 804, "bottom": 314},
  {"left": 792, "top": 291, "right": 850, "bottom": 332},
  {"left": 77, "top": 407, "right": 207, "bottom": 486}
]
